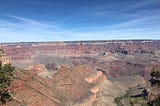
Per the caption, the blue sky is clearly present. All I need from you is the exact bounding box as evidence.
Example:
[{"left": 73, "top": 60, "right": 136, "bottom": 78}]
[{"left": 0, "top": 0, "right": 160, "bottom": 42}]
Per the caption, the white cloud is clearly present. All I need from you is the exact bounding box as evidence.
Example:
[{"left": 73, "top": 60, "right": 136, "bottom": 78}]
[{"left": 0, "top": 8, "right": 160, "bottom": 43}]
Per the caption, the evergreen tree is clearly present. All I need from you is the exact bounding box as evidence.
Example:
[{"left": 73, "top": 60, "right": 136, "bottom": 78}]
[
  {"left": 0, "top": 63, "right": 14, "bottom": 104},
  {"left": 150, "top": 67, "right": 160, "bottom": 79}
]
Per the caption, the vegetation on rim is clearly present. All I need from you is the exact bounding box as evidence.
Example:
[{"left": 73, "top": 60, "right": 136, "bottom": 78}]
[{"left": 0, "top": 63, "right": 14, "bottom": 104}]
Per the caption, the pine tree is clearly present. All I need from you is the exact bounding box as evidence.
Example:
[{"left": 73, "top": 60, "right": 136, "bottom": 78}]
[
  {"left": 0, "top": 63, "right": 14, "bottom": 104},
  {"left": 150, "top": 67, "right": 160, "bottom": 79}
]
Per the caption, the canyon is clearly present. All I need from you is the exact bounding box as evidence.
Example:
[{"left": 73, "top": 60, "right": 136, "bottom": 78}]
[
  {"left": 1, "top": 40, "right": 160, "bottom": 106},
  {"left": 2, "top": 40, "right": 160, "bottom": 79}
]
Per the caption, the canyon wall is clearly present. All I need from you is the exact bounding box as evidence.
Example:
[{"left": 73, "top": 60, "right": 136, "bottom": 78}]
[
  {"left": 2, "top": 40, "right": 160, "bottom": 61},
  {"left": 1, "top": 40, "right": 160, "bottom": 79}
]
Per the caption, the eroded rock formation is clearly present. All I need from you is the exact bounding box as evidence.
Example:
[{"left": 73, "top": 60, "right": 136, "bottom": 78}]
[
  {"left": 6, "top": 65, "right": 123, "bottom": 106},
  {"left": 0, "top": 45, "right": 11, "bottom": 65},
  {"left": 1, "top": 40, "right": 160, "bottom": 80}
]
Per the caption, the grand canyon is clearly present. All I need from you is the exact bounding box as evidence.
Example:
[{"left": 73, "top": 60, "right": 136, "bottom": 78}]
[{"left": 1, "top": 40, "right": 160, "bottom": 106}]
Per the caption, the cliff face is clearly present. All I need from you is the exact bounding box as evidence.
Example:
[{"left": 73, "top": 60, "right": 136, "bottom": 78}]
[
  {"left": 0, "top": 46, "right": 11, "bottom": 65},
  {"left": 1, "top": 40, "right": 160, "bottom": 80},
  {"left": 85, "top": 71, "right": 104, "bottom": 83},
  {"left": 6, "top": 65, "right": 114, "bottom": 106},
  {"left": 2, "top": 40, "right": 160, "bottom": 61},
  {"left": 8, "top": 65, "right": 141, "bottom": 106}
]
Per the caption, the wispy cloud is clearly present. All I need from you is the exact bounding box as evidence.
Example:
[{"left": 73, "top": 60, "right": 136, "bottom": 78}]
[
  {"left": 122, "top": 0, "right": 160, "bottom": 11},
  {"left": 70, "top": 0, "right": 160, "bottom": 31},
  {"left": 6, "top": 14, "right": 57, "bottom": 28},
  {"left": 0, "top": 0, "right": 160, "bottom": 42},
  {"left": 1, "top": 12, "right": 160, "bottom": 43},
  {"left": 0, "top": 15, "right": 78, "bottom": 42}
]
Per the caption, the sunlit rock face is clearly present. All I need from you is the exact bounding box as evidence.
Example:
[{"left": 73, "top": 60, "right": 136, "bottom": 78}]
[
  {"left": 85, "top": 71, "right": 104, "bottom": 83},
  {"left": 0, "top": 45, "right": 11, "bottom": 65}
]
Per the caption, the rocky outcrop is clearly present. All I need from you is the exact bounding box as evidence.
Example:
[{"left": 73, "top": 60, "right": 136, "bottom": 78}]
[
  {"left": 26, "top": 64, "right": 46, "bottom": 72},
  {"left": 0, "top": 46, "right": 11, "bottom": 65},
  {"left": 85, "top": 71, "right": 105, "bottom": 83}
]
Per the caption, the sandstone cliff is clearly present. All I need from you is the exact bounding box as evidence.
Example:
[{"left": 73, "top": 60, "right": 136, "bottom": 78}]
[{"left": 0, "top": 45, "right": 11, "bottom": 65}]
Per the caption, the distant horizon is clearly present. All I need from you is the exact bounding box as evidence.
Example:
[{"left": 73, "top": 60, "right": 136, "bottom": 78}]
[
  {"left": 1, "top": 39, "right": 160, "bottom": 44},
  {"left": 0, "top": 0, "right": 160, "bottom": 42}
]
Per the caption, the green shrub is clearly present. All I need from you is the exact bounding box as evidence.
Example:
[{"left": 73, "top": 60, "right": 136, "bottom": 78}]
[{"left": 150, "top": 68, "right": 160, "bottom": 78}]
